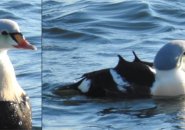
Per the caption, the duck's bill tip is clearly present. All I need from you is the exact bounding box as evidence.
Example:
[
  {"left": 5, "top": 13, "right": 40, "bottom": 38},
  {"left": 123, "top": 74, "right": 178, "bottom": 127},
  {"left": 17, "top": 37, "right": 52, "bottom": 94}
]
[{"left": 14, "top": 39, "right": 37, "bottom": 50}]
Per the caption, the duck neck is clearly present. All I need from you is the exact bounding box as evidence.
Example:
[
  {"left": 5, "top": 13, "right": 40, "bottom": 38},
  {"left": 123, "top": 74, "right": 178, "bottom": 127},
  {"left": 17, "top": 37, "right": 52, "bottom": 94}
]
[{"left": 0, "top": 50, "right": 24, "bottom": 102}]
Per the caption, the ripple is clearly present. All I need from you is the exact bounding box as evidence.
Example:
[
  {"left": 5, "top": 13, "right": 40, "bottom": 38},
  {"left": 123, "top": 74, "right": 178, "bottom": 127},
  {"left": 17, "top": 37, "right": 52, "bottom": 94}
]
[{"left": 43, "top": 27, "right": 109, "bottom": 43}]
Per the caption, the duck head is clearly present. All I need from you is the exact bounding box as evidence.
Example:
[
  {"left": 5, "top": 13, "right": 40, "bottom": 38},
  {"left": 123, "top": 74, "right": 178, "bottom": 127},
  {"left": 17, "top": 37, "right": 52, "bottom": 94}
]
[
  {"left": 154, "top": 40, "right": 185, "bottom": 71},
  {"left": 0, "top": 19, "right": 36, "bottom": 50}
]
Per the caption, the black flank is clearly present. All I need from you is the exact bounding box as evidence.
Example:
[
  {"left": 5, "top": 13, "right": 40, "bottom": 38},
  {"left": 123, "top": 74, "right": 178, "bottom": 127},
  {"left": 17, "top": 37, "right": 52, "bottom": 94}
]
[{"left": 81, "top": 69, "right": 125, "bottom": 97}]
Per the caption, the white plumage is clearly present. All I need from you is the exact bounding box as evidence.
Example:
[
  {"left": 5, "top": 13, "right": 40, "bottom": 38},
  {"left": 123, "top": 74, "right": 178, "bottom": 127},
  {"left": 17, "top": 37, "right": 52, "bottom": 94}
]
[
  {"left": 78, "top": 79, "right": 91, "bottom": 93},
  {"left": 151, "top": 68, "right": 185, "bottom": 96},
  {"left": 109, "top": 69, "right": 127, "bottom": 92}
]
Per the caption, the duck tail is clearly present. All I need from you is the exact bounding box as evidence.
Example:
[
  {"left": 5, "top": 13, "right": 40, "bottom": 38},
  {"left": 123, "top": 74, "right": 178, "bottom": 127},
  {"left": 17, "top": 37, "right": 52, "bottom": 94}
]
[
  {"left": 64, "top": 79, "right": 84, "bottom": 90},
  {"left": 53, "top": 79, "right": 84, "bottom": 96}
]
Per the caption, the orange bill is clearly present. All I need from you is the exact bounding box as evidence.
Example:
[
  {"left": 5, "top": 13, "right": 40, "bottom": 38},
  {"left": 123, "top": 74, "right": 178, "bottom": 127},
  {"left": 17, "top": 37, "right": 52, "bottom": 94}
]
[{"left": 13, "top": 34, "right": 37, "bottom": 50}]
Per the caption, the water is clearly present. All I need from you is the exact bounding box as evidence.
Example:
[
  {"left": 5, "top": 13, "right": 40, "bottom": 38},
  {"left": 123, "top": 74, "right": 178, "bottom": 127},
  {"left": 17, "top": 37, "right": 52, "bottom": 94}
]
[
  {"left": 0, "top": 0, "right": 41, "bottom": 129},
  {"left": 43, "top": 0, "right": 185, "bottom": 130}
]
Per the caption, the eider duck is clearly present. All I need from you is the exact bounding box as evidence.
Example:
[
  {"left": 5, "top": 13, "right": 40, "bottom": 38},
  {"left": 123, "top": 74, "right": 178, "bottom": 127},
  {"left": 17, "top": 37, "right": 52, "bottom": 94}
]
[
  {"left": 0, "top": 19, "right": 36, "bottom": 129},
  {"left": 58, "top": 40, "right": 185, "bottom": 99}
]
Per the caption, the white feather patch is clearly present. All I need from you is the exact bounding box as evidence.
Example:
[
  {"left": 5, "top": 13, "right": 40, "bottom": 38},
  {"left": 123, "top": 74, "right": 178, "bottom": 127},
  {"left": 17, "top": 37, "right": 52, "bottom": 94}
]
[
  {"left": 78, "top": 79, "right": 91, "bottom": 93},
  {"left": 109, "top": 69, "right": 126, "bottom": 92},
  {"left": 151, "top": 68, "right": 185, "bottom": 97},
  {"left": 148, "top": 66, "right": 156, "bottom": 74}
]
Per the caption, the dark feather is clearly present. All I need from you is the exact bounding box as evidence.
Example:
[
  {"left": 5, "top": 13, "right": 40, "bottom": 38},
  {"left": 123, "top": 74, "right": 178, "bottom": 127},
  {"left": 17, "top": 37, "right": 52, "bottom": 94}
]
[
  {"left": 0, "top": 95, "right": 31, "bottom": 130},
  {"left": 115, "top": 55, "right": 155, "bottom": 87}
]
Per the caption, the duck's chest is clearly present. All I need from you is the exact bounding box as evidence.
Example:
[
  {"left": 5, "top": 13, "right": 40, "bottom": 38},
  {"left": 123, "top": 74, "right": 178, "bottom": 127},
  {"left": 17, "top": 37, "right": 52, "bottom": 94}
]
[{"left": 151, "top": 69, "right": 185, "bottom": 96}]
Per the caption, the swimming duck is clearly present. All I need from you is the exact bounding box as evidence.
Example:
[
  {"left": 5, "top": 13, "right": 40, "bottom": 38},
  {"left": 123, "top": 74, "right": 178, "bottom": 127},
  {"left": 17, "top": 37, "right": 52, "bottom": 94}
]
[
  {"left": 0, "top": 19, "right": 36, "bottom": 129},
  {"left": 58, "top": 40, "right": 185, "bottom": 99}
]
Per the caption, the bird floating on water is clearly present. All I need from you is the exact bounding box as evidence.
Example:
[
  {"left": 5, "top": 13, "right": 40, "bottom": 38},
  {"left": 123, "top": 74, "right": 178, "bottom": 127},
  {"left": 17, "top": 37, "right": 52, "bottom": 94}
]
[{"left": 57, "top": 40, "right": 185, "bottom": 99}]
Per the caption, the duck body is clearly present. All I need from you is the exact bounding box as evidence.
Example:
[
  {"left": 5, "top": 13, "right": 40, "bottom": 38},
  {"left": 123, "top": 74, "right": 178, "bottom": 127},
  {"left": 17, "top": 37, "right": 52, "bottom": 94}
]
[
  {"left": 59, "top": 52, "right": 155, "bottom": 98},
  {"left": 0, "top": 19, "right": 36, "bottom": 129},
  {"left": 59, "top": 40, "right": 185, "bottom": 99}
]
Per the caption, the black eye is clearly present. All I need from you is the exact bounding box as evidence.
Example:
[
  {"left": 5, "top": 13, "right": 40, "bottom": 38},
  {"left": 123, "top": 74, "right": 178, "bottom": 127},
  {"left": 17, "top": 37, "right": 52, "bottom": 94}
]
[
  {"left": 183, "top": 52, "right": 185, "bottom": 55},
  {"left": 1, "top": 31, "right": 8, "bottom": 35}
]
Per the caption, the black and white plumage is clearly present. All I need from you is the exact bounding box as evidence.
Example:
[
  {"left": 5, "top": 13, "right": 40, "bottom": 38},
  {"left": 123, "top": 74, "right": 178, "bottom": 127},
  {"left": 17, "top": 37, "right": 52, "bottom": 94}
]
[
  {"left": 58, "top": 40, "right": 185, "bottom": 99},
  {"left": 0, "top": 19, "right": 36, "bottom": 129}
]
